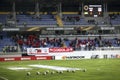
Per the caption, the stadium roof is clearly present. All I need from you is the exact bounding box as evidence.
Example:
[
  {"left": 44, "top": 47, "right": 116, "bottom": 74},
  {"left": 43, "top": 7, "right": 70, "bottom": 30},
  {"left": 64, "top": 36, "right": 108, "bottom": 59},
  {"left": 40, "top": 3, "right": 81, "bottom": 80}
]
[
  {"left": 0, "top": 0, "right": 119, "bottom": 12},
  {"left": 0, "top": 0, "right": 120, "bottom": 3}
]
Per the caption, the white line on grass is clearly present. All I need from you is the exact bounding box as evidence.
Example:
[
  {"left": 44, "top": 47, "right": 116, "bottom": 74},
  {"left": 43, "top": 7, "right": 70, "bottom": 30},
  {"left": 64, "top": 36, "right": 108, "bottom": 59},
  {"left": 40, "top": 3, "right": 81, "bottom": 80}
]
[
  {"left": 8, "top": 67, "right": 32, "bottom": 71},
  {"left": 29, "top": 64, "right": 81, "bottom": 71},
  {"left": 0, "top": 76, "right": 8, "bottom": 80}
]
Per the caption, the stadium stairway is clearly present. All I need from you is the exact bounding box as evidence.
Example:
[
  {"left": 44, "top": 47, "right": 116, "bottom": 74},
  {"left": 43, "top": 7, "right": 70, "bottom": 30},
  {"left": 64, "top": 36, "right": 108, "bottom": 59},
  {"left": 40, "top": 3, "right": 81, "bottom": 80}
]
[{"left": 55, "top": 15, "right": 63, "bottom": 27}]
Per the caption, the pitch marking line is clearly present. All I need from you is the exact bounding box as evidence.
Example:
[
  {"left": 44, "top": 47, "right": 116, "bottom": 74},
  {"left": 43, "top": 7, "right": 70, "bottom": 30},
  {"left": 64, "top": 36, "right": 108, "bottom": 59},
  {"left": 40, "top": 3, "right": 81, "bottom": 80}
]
[
  {"left": 29, "top": 64, "right": 81, "bottom": 71},
  {"left": 0, "top": 76, "right": 8, "bottom": 80},
  {"left": 7, "top": 67, "right": 32, "bottom": 71}
]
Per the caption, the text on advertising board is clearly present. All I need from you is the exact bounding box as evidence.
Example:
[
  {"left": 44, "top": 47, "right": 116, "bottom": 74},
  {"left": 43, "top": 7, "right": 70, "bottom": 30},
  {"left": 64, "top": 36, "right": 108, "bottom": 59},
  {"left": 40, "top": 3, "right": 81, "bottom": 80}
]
[
  {"left": 27, "top": 48, "right": 49, "bottom": 55},
  {"left": 49, "top": 47, "right": 73, "bottom": 53}
]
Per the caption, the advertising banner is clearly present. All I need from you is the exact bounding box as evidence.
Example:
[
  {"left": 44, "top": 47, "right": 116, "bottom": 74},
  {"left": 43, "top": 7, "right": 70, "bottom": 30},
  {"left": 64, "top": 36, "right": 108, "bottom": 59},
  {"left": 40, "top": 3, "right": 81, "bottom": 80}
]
[
  {"left": 49, "top": 47, "right": 73, "bottom": 53},
  {"left": 62, "top": 56, "right": 85, "bottom": 60},
  {"left": 27, "top": 47, "right": 73, "bottom": 55},
  {"left": 0, "top": 56, "right": 53, "bottom": 61},
  {"left": 27, "top": 48, "right": 49, "bottom": 55}
]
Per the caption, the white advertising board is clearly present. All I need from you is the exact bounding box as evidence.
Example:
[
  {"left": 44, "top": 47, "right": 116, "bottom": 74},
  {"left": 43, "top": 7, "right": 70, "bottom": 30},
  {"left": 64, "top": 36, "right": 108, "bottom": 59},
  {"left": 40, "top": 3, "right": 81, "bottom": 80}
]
[
  {"left": 27, "top": 48, "right": 120, "bottom": 60},
  {"left": 53, "top": 50, "right": 120, "bottom": 60},
  {"left": 27, "top": 48, "right": 49, "bottom": 55}
]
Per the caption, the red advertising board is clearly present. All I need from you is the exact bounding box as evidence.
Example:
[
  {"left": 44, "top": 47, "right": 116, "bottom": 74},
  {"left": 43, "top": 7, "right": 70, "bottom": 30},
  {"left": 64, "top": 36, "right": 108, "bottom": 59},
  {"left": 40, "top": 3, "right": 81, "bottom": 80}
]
[
  {"left": 49, "top": 47, "right": 73, "bottom": 53},
  {"left": 0, "top": 58, "right": 4, "bottom": 61},
  {"left": 36, "top": 56, "right": 53, "bottom": 60},
  {"left": 0, "top": 56, "right": 53, "bottom": 61}
]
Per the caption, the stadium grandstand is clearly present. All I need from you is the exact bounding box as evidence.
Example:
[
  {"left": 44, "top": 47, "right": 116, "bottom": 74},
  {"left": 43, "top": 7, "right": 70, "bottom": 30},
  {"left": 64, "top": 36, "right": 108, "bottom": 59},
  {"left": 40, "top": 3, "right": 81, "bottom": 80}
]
[
  {"left": 0, "top": 0, "right": 120, "bottom": 56},
  {"left": 0, "top": 0, "right": 120, "bottom": 80}
]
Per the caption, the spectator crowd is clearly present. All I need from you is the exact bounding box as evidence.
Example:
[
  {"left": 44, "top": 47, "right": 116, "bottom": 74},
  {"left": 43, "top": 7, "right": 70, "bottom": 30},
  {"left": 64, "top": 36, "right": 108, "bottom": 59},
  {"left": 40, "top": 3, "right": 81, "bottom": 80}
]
[
  {"left": 7, "top": 34, "right": 120, "bottom": 52},
  {"left": 1, "top": 33, "right": 120, "bottom": 53}
]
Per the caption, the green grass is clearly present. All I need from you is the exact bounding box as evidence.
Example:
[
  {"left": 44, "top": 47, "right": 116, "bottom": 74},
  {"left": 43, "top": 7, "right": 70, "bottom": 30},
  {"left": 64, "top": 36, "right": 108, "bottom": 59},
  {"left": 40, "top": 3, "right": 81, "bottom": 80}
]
[{"left": 0, "top": 59, "right": 120, "bottom": 80}]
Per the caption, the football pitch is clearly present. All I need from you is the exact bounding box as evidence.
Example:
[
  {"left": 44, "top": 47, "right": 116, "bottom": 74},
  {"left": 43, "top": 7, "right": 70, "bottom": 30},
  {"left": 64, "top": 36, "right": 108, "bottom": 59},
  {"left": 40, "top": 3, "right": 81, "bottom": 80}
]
[{"left": 0, "top": 59, "right": 120, "bottom": 80}]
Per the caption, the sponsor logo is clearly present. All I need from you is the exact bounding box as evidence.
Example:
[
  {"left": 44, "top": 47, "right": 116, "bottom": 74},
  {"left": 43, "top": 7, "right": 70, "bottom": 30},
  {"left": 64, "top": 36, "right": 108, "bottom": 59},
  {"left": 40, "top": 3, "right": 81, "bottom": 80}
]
[
  {"left": 21, "top": 57, "right": 31, "bottom": 60},
  {"left": 62, "top": 56, "right": 85, "bottom": 60},
  {"left": 49, "top": 47, "right": 73, "bottom": 53},
  {"left": 36, "top": 57, "right": 47, "bottom": 60},
  {"left": 35, "top": 49, "right": 42, "bottom": 54},
  {"left": 28, "top": 48, "right": 33, "bottom": 54},
  {"left": 27, "top": 48, "right": 49, "bottom": 55},
  {"left": 4, "top": 58, "right": 15, "bottom": 61}
]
